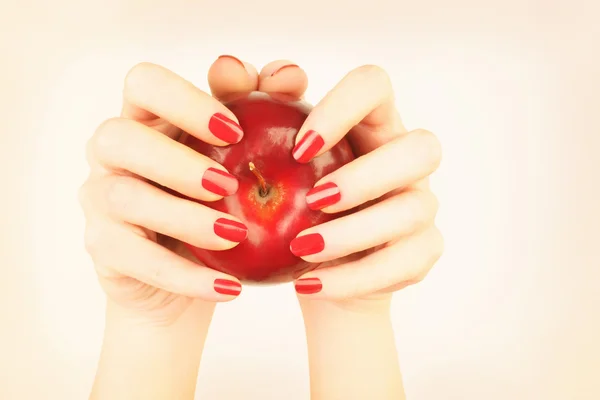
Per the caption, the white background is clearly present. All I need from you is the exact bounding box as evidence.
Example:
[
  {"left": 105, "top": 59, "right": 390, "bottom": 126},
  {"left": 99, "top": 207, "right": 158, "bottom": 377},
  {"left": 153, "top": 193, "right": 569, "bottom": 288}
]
[{"left": 2, "top": 1, "right": 599, "bottom": 399}]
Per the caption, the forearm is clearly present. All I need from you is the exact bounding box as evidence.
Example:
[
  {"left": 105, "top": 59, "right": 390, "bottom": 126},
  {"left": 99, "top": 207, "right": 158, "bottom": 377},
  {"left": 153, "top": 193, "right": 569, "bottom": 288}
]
[
  {"left": 90, "top": 299, "right": 215, "bottom": 400},
  {"left": 299, "top": 297, "right": 405, "bottom": 400}
]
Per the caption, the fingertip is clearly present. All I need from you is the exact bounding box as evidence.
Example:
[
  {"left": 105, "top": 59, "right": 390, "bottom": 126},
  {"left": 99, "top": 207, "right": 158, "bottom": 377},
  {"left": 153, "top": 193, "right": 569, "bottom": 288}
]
[
  {"left": 259, "top": 60, "right": 308, "bottom": 99},
  {"left": 214, "top": 217, "right": 249, "bottom": 245},
  {"left": 289, "top": 232, "right": 324, "bottom": 260},
  {"left": 306, "top": 181, "right": 341, "bottom": 211},
  {"left": 294, "top": 276, "right": 323, "bottom": 295},
  {"left": 213, "top": 277, "right": 243, "bottom": 298},
  {"left": 208, "top": 55, "right": 258, "bottom": 99},
  {"left": 292, "top": 129, "right": 325, "bottom": 163},
  {"left": 215, "top": 55, "right": 246, "bottom": 70},
  {"left": 207, "top": 112, "right": 244, "bottom": 145},
  {"left": 269, "top": 63, "right": 300, "bottom": 77},
  {"left": 201, "top": 166, "right": 240, "bottom": 199}
]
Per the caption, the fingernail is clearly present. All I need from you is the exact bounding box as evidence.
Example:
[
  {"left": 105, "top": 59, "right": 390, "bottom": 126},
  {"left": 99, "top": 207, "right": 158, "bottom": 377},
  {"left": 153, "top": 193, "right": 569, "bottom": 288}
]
[
  {"left": 214, "top": 218, "right": 248, "bottom": 242},
  {"left": 209, "top": 113, "right": 243, "bottom": 144},
  {"left": 202, "top": 168, "right": 239, "bottom": 196},
  {"left": 217, "top": 55, "right": 247, "bottom": 70},
  {"left": 214, "top": 278, "right": 242, "bottom": 296},
  {"left": 270, "top": 64, "right": 299, "bottom": 77},
  {"left": 306, "top": 182, "right": 341, "bottom": 210},
  {"left": 295, "top": 277, "right": 322, "bottom": 294},
  {"left": 292, "top": 130, "right": 324, "bottom": 163},
  {"left": 290, "top": 233, "right": 324, "bottom": 257}
]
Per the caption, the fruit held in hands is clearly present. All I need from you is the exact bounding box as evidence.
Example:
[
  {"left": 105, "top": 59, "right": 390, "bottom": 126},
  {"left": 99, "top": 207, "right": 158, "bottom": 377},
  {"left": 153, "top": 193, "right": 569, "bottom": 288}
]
[{"left": 180, "top": 92, "right": 355, "bottom": 284}]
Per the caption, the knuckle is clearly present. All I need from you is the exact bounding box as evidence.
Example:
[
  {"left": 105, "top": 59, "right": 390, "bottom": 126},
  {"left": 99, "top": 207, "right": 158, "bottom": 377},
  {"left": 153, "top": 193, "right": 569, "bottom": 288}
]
[
  {"left": 124, "top": 62, "right": 158, "bottom": 95},
  {"left": 83, "top": 222, "right": 107, "bottom": 256},
  {"left": 426, "top": 191, "right": 440, "bottom": 217},
  {"left": 85, "top": 136, "right": 95, "bottom": 164},
  {"left": 354, "top": 64, "right": 390, "bottom": 83},
  {"left": 414, "top": 129, "right": 443, "bottom": 169},
  {"left": 92, "top": 117, "right": 126, "bottom": 159},
  {"left": 407, "top": 274, "right": 425, "bottom": 285},
  {"left": 77, "top": 182, "right": 90, "bottom": 208},
  {"left": 105, "top": 176, "right": 136, "bottom": 217},
  {"left": 428, "top": 227, "right": 445, "bottom": 260}
]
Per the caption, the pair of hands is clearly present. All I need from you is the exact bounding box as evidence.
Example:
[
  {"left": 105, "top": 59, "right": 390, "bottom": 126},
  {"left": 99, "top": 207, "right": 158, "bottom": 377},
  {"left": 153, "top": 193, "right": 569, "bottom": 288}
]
[{"left": 78, "top": 55, "right": 443, "bottom": 324}]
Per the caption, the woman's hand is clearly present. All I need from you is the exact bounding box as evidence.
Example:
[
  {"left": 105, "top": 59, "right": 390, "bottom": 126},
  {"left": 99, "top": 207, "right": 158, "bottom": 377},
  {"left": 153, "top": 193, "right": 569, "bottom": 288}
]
[
  {"left": 78, "top": 57, "right": 309, "bottom": 324},
  {"left": 83, "top": 56, "right": 310, "bottom": 400},
  {"left": 290, "top": 65, "right": 444, "bottom": 305},
  {"left": 79, "top": 60, "right": 248, "bottom": 324},
  {"left": 291, "top": 65, "right": 442, "bottom": 400}
]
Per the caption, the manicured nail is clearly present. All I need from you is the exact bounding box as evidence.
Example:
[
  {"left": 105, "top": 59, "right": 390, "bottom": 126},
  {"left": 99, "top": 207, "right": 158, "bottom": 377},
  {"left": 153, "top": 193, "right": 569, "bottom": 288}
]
[
  {"left": 214, "top": 218, "right": 248, "bottom": 242},
  {"left": 290, "top": 233, "right": 325, "bottom": 257},
  {"left": 270, "top": 64, "right": 300, "bottom": 77},
  {"left": 208, "top": 113, "right": 243, "bottom": 144},
  {"left": 217, "top": 55, "right": 246, "bottom": 70},
  {"left": 306, "top": 182, "right": 341, "bottom": 210},
  {"left": 202, "top": 168, "right": 239, "bottom": 196},
  {"left": 295, "top": 277, "right": 322, "bottom": 294},
  {"left": 214, "top": 278, "right": 242, "bottom": 296},
  {"left": 292, "top": 130, "right": 324, "bottom": 163}
]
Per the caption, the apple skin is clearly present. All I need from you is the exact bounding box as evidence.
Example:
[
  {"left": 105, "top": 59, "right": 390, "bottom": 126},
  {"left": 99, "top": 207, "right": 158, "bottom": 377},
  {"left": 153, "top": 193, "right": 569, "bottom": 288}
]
[{"left": 179, "top": 92, "right": 355, "bottom": 284}]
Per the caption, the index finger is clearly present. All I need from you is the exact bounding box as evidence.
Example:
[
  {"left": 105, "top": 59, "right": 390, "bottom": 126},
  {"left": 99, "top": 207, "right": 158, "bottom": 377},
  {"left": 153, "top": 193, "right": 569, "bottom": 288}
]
[
  {"left": 292, "top": 65, "right": 406, "bottom": 163},
  {"left": 121, "top": 62, "right": 244, "bottom": 145}
]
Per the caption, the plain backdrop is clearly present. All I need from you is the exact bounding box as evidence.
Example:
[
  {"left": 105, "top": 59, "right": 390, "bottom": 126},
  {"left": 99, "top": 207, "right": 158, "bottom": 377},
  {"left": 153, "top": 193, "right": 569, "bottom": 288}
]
[{"left": 1, "top": 0, "right": 599, "bottom": 399}]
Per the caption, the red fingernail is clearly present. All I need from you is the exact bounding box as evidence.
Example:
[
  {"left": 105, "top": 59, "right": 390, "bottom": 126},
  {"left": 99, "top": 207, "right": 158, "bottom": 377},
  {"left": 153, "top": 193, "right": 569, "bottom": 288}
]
[
  {"left": 290, "top": 233, "right": 325, "bottom": 257},
  {"left": 202, "top": 168, "right": 239, "bottom": 196},
  {"left": 306, "top": 182, "right": 341, "bottom": 210},
  {"left": 270, "top": 64, "right": 300, "bottom": 77},
  {"left": 209, "top": 113, "right": 243, "bottom": 144},
  {"left": 295, "top": 277, "right": 322, "bottom": 294},
  {"left": 217, "top": 54, "right": 246, "bottom": 69},
  {"left": 292, "top": 130, "right": 324, "bottom": 163},
  {"left": 214, "top": 218, "right": 248, "bottom": 242},
  {"left": 214, "top": 278, "right": 242, "bottom": 296}
]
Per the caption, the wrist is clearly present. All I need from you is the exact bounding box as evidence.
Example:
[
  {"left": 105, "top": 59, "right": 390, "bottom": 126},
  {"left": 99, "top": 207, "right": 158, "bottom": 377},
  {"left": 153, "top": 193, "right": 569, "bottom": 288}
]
[
  {"left": 298, "top": 293, "right": 393, "bottom": 318},
  {"left": 90, "top": 299, "right": 215, "bottom": 400},
  {"left": 298, "top": 296, "right": 404, "bottom": 400}
]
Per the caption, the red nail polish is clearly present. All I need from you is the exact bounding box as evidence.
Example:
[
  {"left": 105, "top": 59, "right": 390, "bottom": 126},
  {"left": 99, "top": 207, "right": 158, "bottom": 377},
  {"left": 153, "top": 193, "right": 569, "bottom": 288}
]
[
  {"left": 306, "top": 182, "right": 341, "bottom": 210},
  {"left": 295, "top": 277, "right": 322, "bottom": 294},
  {"left": 202, "top": 168, "right": 239, "bottom": 196},
  {"left": 208, "top": 113, "right": 243, "bottom": 144},
  {"left": 292, "top": 130, "right": 324, "bottom": 163},
  {"left": 217, "top": 54, "right": 246, "bottom": 69},
  {"left": 270, "top": 64, "right": 299, "bottom": 77},
  {"left": 214, "top": 278, "right": 242, "bottom": 296},
  {"left": 290, "top": 233, "right": 325, "bottom": 257},
  {"left": 214, "top": 218, "right": 248, "bottom": 242}
]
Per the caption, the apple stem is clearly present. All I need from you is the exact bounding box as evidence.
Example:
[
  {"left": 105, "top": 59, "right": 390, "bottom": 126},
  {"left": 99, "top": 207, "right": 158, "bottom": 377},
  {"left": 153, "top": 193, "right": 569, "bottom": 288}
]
[{"left": 248, "top": 162, "right": 270, "bottom": 197}]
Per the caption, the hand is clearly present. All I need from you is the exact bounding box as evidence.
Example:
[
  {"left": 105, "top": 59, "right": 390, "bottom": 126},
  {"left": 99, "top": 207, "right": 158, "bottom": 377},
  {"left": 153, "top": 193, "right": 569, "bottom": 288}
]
[
  {"left": 78, "top": 56, "right": 309, "bottom": 324},
  {"left": 290, "top": 65, "right": 444, "bottom": 307}
]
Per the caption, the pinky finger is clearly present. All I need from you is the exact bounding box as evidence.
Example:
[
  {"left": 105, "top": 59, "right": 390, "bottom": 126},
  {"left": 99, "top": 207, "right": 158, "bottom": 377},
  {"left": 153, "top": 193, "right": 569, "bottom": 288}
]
[
  {"left": 85, "top": 221, "right": 242, "bottom": 301},
  {"left": 294, "top": 227, "right": 443, "bottom": 300}
]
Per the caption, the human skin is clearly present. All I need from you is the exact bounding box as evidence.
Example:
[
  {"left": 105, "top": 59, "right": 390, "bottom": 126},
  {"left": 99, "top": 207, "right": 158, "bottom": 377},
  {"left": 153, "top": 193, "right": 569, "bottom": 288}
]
[{"left": 79, "top": 55, "right": 442, "bottom": 400}]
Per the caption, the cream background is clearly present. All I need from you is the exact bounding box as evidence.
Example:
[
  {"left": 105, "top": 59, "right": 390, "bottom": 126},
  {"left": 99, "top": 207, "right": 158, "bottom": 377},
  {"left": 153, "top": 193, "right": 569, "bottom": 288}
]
[{"left": 2, "top": 0, "right": 599, "bottom": 399}]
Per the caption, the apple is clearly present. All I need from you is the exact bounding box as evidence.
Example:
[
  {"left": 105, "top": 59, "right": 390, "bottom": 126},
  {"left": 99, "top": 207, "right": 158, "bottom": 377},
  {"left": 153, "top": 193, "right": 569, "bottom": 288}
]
[{"left": 179, "top": 92, "right": 355, "bottom": 284}]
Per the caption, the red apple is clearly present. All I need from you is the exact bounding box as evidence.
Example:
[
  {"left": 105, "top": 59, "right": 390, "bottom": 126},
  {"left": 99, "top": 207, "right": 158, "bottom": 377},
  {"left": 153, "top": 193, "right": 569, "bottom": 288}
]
[{"left": 179, "top": 92, "right": 355, "bottom": 284}]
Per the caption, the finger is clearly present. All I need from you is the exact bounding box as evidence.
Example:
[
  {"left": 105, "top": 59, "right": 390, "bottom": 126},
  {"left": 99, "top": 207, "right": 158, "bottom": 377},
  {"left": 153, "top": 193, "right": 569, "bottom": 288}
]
[
  {"left": 84, "top": 219, "right": 243, "bottom": 301},
  {"left": 305, "top": 129, "right": 442, "bottom": 213},
  {"left": 121, "top": 62, "right": 244, "bottom": 145},
  {"left": 90, "top": 117, "right": 239, "bottom": 201},
  {"left": 293, "top": 226, "right": 444, "bottom": 299},
  {"left": 290, "top": 190, "right": 438, "bottom": 263},
  {"left": 291, "top": 65, "right": 405, "bottom": 163},
  {"left": 208, "top": 55, "right": 259, "bottom": 100},
  {"left": 81, "top": 175, "right": 247, "bottom": 250},
  {"left": 258, "top": 60, "right": 308, "bottom": 99}
]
